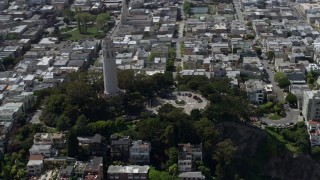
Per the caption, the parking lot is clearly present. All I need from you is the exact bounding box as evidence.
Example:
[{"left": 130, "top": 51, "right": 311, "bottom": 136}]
[{"left": 147, "top": 91, "right": 208, "bottom": 114}]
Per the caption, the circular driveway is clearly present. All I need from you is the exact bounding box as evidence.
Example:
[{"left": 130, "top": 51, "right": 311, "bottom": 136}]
[{"left": 147, "top": 91, "right": 208, "bottom": 114}]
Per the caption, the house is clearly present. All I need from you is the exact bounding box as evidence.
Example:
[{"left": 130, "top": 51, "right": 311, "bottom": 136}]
[
  {"left": 33, "top": 133, "right": 65, "bottom": 148},
  {"left": 0, "top": 102, "right": 24, "bottom": 122},
  {"left": 129, "top": 140, "right": 151, "bottom": 165},
  {"left": 302, "top": 90, "right": 320, "bottom": 121},
  {"left": 107, "top": 165, "right": 150, "bottom": 180},
  {"left": 286, "top": 72, "right": 306, "bottom": 84},
  {"left": 110, "top": 134, "right": 131, "bottom": 161},
  {"left": 178, "top": 171, "right": 205, "bottom": 180},
  {"left": 0, "top": 121, "right": 13, "bottom": 155},
  {"left": 29, "top": 144, "right": 57, "bottom": 158},
  {"left": 151, "top": 44, "right": 169, "bottom": 59},
  {"left": 290, "top": 84, "right": 310, "bottom": 110},
  {"left": 27, "top": 155, "right": 44, "bottom": 176},
  {"left": 178, "top": 143, "right": 203, "bottom": 172},
  {"left": 84, "top": 156, "right": 104, "bottom": 180},
  {"left": 60, "top": 165, "right": 74, "bottom": 179},
  {"left": 77, "top": 134, "right": 107, "bottom": 156},
  {"left": 244, "top": 80, "right": 265, "bottom": 104},
  {"left": 306, "top": 121, "right": 320, "bottom": 146}
]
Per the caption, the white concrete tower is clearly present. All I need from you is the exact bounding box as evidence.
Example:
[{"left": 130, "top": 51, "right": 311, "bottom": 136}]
[{"left": 102, "top": 37, "right": 118, "bottom": 96}]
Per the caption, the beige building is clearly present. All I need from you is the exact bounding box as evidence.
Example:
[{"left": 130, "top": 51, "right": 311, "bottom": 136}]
[{"left": 27, "top": 155, "right": 44, "bottom": 176}]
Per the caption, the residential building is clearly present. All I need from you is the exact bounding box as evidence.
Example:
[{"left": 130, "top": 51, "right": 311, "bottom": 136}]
[
  {"left": 84, "top": 156, "right": 104, "bottom": 180},
  {"left": 27, "top": 155, "right": 44, "bottom": 176},
  {"left": 107, "top": 165, "right": 150, "bottom": 180},
  {"left": 178, "top": 171, "right": 205, "bottom": 180},
  {"left": 302, "top": 90, "right": 320, "bottom": 121},
  {"left": 33, "top": 133, "right": 65, "bottom": 148},
  {"left": 178, "top": 143, "right": 203, "bottom": 172},
  {"left": 59, "top": 165, "right": 74, "bottom": 179},
  {"left": 0, "top": 121, "right": 13, "bottom": 155},
  {"left": 244, "top": 80, "right": 265, "bottom": 104},
  {"left": 129, "top": 140, "right": 151, "bottom": 165},
  {"left": 78, "top": 134, "right": 107, "bottom": 156},
  {"left": 110, "top": 134, "right": 131, "bottom": 161},
  {"left": 286, "top": 72, "right": 306, "bottom": 84},
  {"left": 29, "top": 144, "right": 57, "bottom": 158},
  {"left": 307, "top": 120, "right": 320, "bottom": 146}
]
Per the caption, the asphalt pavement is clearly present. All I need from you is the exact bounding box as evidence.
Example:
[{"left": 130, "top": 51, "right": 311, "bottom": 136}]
[
  {"left": 262, "top": 108, "right": 302, "bottom": 125},
  {"left": 233, "top": 0, "right": 244, "bottom": 22},
  {"left": 262, "top": 60, "right": 285, "bottom": 101}
]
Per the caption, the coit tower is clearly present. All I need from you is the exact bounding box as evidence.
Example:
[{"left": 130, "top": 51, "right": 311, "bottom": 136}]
[{"left": 102, "top": 37, "right": 118, "bottom": 96}]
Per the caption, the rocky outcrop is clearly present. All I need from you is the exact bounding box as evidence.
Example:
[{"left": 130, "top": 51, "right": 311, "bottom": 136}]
[
  {"left": 216, "top": 121, "right": 267, "bottom": 157},
  {"left": 216, "top": 121, "right": 320, "bottom": 180},
  {"left": 263, "top": 155, "right": 320, "bottom": 180}
]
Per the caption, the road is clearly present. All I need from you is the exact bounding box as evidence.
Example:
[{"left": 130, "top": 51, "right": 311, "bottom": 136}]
[
  {"left": 262, "top": 60, "right": 285, "bottom": 101},
  {"left": 109, "top": 19, "right": 120, "bottom": 39},
  {"left": 175, "top": 22, "right": 185, "bottom": 60},
  {"left": 30, "top": 109, "right": 42, "bottom": 124},
  {"left": 261, "top": 61, "right": 302, "bottom": 125},
  {"left": 233, "top": 0, "right": 245, "bottom": 22},
  {"left": 262, "top": 108, "right": 302, "bottom": 125}
]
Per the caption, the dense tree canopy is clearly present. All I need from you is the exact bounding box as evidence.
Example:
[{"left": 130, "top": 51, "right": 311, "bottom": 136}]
[
  {"left": 32, "top": 70, "right": 313, "bottom": 179},
  {"left": 274, "top": 72, "right": 290, "bottom": 88}
]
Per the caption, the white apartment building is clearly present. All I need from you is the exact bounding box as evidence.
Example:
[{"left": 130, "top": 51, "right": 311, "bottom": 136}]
[{"left": 302, "top": 90, "right": 320, "bottom": 121}]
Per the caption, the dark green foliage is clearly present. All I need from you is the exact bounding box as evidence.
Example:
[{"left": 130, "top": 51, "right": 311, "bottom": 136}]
[
  {"left": 213, "top": 139, "right": 237, "bottom": 180},
  {"left": 2, "top": 56, "right": 15, "bottom": 69},
  {"left": 149, "top": 167, "right": 178, "bottom": 180},
  {"left": 285, "top": 93, "right": 297, "bottom": 106},
  {"left": 312, "top": 147, "right": 320, "bottom": 162},
  {"left": 166, "top": 60, "right": 175, "bottom": 71},
  {"left": 246, "top": 34, "right": 255, "bottom": 40},
  {"left": 194, "top": 118, "right": 218, "bottom": 155},
  {"left": 266, "top": 51, "right": 275, "bottom": 60},
  {"left": 274, "top": 72, "right": 290, "bottom": 88},
  {"left": 33, "top": 68, "right": 317, "bottom": 180},
  {"left": 67, "top": 129, "right": 79, "bottom": 157},
  {"left": 1, "top": 152, "right": 27, "bottom": 179},
  {"left": 6, "top": 33, "right": 18, "bottom": 40},
  {"left": 183, "top": 1, "right": 191, "bottom": 15},
  {"left": 279, "top": 122, "right": 310, "bottom": 153},
  {"left": 254, "top": 47, "right": 262, "bottom": 56}
]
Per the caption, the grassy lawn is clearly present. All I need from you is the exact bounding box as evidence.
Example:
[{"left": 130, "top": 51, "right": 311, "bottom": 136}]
[
  {"left": 268, "top": 113, "right": 282, "bottom": 120},
  {"left": 66, "top": 26, "right": 97, "bottom": 41},
  {"left": 60, "top": 27, "right": 74, "bottom": 33}
]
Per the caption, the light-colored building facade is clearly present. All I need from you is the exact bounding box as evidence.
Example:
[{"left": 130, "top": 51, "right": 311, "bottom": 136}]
[
  {"left": 33, "top": 133, "right": 65, "bottom": 148},
  {"left": 27, "top": 155, "right": 44, "bottom": 176},
  {"left": 178, "top": 143, "right": 203, "bottom": 172},
  {"left": 129, "top": 140, "right": 151, "bottom": 165},
  {"left": 29, "top": 144, "right": 56, "bottom": 158},
  {"left": 302, "top": 90, "right": 320, "bottom": 121},
  {"left": 178, "top": 171, "right": 205, "bottom": 180},
  {"left": 107, "top": 165, "right": 150, "bottom": 180},
  {"left": 245, "top": 80, "right": 265, "bottom": 104},
  {"left": 102, "top": 37, "right": 119, "bottom": 96}
]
